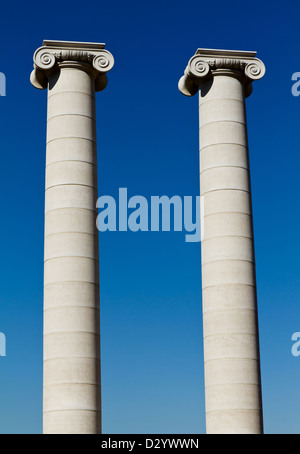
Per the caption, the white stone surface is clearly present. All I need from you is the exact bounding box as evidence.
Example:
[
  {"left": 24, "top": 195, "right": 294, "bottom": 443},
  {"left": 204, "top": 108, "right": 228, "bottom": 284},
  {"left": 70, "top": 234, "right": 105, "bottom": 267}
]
[
  {"left": 179, "top": 48, "right": 265, "bottom": 434},
  {"left": 31, "top": 40, "right": 114, "bottom": 434}
]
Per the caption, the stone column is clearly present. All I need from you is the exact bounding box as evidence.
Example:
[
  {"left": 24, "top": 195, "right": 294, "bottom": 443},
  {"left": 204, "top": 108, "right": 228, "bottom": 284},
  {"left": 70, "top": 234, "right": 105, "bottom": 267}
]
[
  {"left": 179, "top": 49, "right": 265, "bottom": 434},
  {"left": 30, "top": 40, "right": 114, "bottom": 434}
]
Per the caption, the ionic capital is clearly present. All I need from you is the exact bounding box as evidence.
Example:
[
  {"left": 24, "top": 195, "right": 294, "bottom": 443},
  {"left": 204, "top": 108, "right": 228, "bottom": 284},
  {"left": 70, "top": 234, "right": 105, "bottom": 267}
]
[
  {"left": 178, "top": 48, "right": 265, "bottom": 97},
  {"left": 30, "top": 40, "right": 114, "bottom": 91}
]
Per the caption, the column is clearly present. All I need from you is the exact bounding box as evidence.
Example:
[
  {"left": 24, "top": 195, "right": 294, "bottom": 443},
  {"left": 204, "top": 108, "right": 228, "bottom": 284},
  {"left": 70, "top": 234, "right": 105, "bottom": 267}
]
[
  {"left": 30, "top": 40, "right": 114, "bottom": 434},
  {"left": 179, "top": 49, "right": 265, "bottom": 434}
]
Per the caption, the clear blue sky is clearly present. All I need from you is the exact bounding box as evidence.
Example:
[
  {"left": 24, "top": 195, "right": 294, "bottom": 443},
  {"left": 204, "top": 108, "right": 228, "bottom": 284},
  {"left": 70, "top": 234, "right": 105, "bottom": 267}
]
[{"left": 0, "top": 0, "right": 300, "bottom": 434}]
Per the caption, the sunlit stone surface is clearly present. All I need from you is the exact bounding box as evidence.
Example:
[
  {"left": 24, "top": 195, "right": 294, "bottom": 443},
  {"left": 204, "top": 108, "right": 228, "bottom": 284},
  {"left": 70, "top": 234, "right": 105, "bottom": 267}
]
[
  {"left": 31, "top": 40, "right": 114, "bottom": 434},
  {"left": 179, "top": 48, "right": 265, "bottom": 434}
]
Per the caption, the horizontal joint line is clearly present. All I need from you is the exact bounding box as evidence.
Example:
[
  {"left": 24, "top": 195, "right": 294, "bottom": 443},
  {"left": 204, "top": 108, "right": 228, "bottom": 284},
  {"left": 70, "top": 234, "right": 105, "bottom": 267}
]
[
  {"left": 201, "top": 258, "right": 255, "bottom": 267},
  {"left": 205, "top": 383, "right": 260, "bottom": 389},
  {"left": 47, "top": 137, "right": 96, "bottom": 145},
  {"left": 46, "top": 183, "right": 97, "bottom": 190},
  {"left": 45, "top": 231, "right": 97, "bottom": 239},
  {"left": 44, "top": 306, "right": 99, "bottom": 312},
  {"left": 200, "top": 97, "right": 245, "bottom": 106},
  {"left": 205, "top": 409, "right": 261, "bottom": 414},
  {"left": 204, "top": 332, "right": 257, "bottom": 339},
  {"left": 200, "top": 119, "right": 246, "bottom": 128},
  {"left": 203, "top": 308, "right": 257, "bottom": 314},
  {"left": 200, "top": 165, "right": 249, "bottom": 172},
  {"left": 47, "top": 113, "right": 95, "bottom": 122},
  {"left": 44, "top": 357, "right": 100, "bottom": 362},
  {"left": 45, "top": 207, "right": 97, "bottom": 215},
  {"left": 203, "top": 212, "right": 252, "bottom": 218},
  {"left": 201, "top": 188, "right": 250, "bottom": 196},
  {"left": 46, "top": 160, "right": 96, "bottom": 168},
  {"left": 204, "top": 357, "right": 259, "bottom": 364},
  {"left": 202, "top": 235, "right": 253, "bottom": 241},
  {"left": 200, "top": 143, "right": 248, "bottom": 152},
  {"left": 202, "top": 283, "right": 256, "bottom": 291},
  {"left": 44, "top": 281, "right": 100, "bottom": 288},
  {"left": 44, "top": 256, "right": 99, "bottom": 264},
  {"left": 48, "top": 91, "right": 94, "bottom": 100},
  {"left": 43, "top": 409, "right": 100, "bottom": 414},
  {"left": 43, "top": 383, "right": 100, "bottom": 387},
  {"left": 44, "top": 331, "right": 100, "bottom": 336}
]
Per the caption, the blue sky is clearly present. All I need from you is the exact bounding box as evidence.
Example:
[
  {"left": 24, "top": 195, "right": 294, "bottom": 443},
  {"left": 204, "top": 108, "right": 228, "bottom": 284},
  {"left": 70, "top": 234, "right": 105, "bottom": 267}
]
[{"left": 0, "top": 0, "right": 300, "bottom": 434}]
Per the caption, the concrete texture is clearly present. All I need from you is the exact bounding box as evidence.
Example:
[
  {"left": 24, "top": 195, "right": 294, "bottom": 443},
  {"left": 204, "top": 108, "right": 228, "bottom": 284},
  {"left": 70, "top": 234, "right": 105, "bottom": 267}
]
[
  {"left": 30, "top": 40, "right": 114, "bottom": 434},
  {"left": 179, "top": 48, "right": 265, "bottom": 434}
]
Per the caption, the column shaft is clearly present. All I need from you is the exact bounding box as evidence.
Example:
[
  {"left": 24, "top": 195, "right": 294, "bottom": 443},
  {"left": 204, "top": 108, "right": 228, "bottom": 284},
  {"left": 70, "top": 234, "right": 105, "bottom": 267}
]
[
  {"left": 43, "top": 65, "right": 101, "bottom": 434},
  {"left": 199, "top": 74, "right": 263, "bottom": 434}
]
